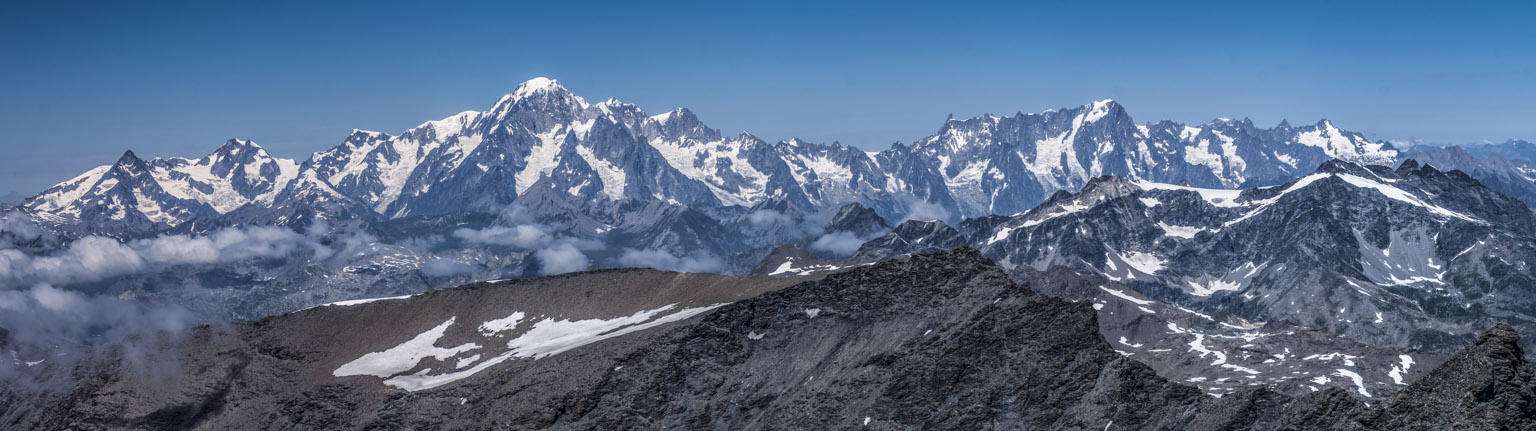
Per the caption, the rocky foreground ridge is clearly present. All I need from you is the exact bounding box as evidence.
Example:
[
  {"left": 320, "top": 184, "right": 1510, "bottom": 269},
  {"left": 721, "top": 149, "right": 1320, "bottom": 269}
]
[{"left": 3, "top": 248, "right": 1532, "bottom": 430}]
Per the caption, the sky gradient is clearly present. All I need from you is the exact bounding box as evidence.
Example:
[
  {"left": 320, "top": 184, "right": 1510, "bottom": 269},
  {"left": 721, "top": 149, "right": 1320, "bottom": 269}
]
[{"left": 2, "top": 1, "right": 1533, "bottom": 195}]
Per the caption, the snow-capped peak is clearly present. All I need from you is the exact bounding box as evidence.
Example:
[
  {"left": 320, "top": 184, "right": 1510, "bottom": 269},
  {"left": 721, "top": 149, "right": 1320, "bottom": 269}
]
[
  {"left": 506, "top": 77, "right": 582, "bottom": 106},
  {"left": 115, "top": 149, "right": 146, "bottom": 167},
  {"left": 514, "top": 77, "right": 562, "bottom": 98},
  {"left": 486, "top": 77, "right": 589, "bottom": 118},
  {"left": 414, "top": 111, "right": 479, "bottom": 138},
  {"left": 1083, "top": 99, "right": 1119, "bottom": 123},
  {"left": 651, "top": 107, "right": 686, "bottom": 125},
  {"left": 217, "top": 138, "right": 259, "bottom": 150},
  {"left": 210, "top": 138, "right": 268, "bottom": 159}
]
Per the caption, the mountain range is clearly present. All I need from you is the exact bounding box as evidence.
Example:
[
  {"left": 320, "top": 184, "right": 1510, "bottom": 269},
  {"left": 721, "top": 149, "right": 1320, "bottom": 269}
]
[
  {"left": 763, "top": 158, "right": 1536, "bottom": 361},
  {"left": 18, "top": 78, "right": 1409, "bottom": 240},
  {"left": 1400, "top": 142, "right": 1536, "bottom": 209},
  {"left": 6, "top": 78, "right": 1536, "bottom": 429}
]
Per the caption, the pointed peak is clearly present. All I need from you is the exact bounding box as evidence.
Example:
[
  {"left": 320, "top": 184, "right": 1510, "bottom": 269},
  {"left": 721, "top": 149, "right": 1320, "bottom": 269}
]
[
  {"left": 116, "top": 150, "right": 142, "bottom": 165},
  {"left": 1477, "top": 323, "right": 1521, "bottom": 346},
  {"left": 215, "top": 138, "right": 263, "bottom": 154},
  {"left": 1315, "top": 159, "right": 1367, "bottom": 174},
  {"left": 652, "top": 107, "right": 695, "bottom": 125},
  {"left": 346, "top": 129, "right": 391, "bottom": 144},
  {"left": 206, "top": 138, "right": 271, "bottom": 164},
  {"left": 112, "top": 150, "right": 152, "bottom": 173},
  {"left": 1089, "top": 99, "right": 1119, "bottom": 109},
  {"left": 1276, "top": 119, "right": 1292, "bottom": 129},
  {"left": 1079, "top": 99, "right": 1126, "bottom": 123}
]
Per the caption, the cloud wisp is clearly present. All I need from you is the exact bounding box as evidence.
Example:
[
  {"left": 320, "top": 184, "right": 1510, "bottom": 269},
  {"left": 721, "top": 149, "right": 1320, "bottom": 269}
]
[
  {"left": 616, "top": 248, "right": 726, "bottom": 273},
  {"left": 0, "top": 284, "right": 194, "bottom": 392},
  {"left": 0, "top": 221, "right": 381, "bottom": 288}
]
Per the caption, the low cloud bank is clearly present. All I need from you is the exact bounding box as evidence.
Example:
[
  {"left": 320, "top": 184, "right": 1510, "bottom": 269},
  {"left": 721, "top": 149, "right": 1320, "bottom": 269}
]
[
  {"left": 0, "top": 284, "right": 193, "bottom": 391},
  {"left": 900, "top": 197, "right": 952, "bottom": 223},
  {"left": 453, "top": 225, "right": 551, "bottom": 249},
  {"left": 745, "top": 209, "right": 795, "bottom": 228},
  {"left": 450, "top": 205, "right": 599, "bottom": 276},
  {"left": 536, "top": 242, "right": 591, "bottom": 275},
  {"left": 0, "top": 221, "right": 375, "bottom": 287},
  {"left": 617, "top": 248, "right": 725, "bottom": 273},
  {"left": 808, "top": 231, "right": 867, "bottom": 256}
]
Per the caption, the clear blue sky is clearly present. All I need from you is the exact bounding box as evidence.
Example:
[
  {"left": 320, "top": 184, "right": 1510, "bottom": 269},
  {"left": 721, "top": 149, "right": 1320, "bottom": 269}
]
[{"left": 2, "top": 1, "right": 1533, "bottom": 195}]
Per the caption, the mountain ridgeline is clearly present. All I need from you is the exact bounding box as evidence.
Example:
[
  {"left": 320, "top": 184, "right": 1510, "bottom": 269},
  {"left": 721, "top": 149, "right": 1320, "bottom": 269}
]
[{"left": 20, "top": 78, "right": 1403, "bottom": 239}]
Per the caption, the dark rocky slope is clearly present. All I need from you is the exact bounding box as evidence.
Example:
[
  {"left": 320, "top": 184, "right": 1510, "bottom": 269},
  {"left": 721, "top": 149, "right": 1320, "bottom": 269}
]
[
  {"left": 1351, "top": 323, "right": 1536, "bottom": 430},
  {"left": 3, "top": 249, "right": 1532, "bottom": 429}
]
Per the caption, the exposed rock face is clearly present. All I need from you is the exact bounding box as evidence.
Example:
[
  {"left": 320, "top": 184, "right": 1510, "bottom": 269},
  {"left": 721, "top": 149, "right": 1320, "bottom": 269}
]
[
  {"left": 1351, "top": 323, "right": 1536, "bottom": 430},
  {"left": 820, "top": 202, "right": 891, "bottom": 238},
  {"left": 5, "top": 249, "right": 1534, "bottom": 429}
]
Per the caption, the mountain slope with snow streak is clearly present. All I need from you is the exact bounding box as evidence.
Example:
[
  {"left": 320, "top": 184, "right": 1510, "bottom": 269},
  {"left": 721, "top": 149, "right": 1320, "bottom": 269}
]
[{"left": 834, "top": 159, "right": 1536, "bottom": 358}]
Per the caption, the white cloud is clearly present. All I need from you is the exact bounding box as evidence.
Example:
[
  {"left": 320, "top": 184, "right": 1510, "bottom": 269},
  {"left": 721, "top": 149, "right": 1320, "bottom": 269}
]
[
  {"left": 616, "top": 248, "right": 725, "bottom": 273},
  {"left": 453, "top": 225, "right": 552, "bottom": 249},
  {"left": 535, "top": 241, "right": 590, "bottom": 275},
  {"left": 0, "top": 222, "right": 361, "bottom": 287},
  {"left": 0, "top": 211, "right": 50, "bottom": 248},
  {"left": 808, "top": 231, "right": 866, "bottom": 256},
  {"left": 900, "top": 197, "right": 952, "bottom": 223},
  {"left": 746, "top": 209, "right": 795, "bottom": 228},
  {"left": 0, "top": 284, "right": 192, "bottom": 388}
]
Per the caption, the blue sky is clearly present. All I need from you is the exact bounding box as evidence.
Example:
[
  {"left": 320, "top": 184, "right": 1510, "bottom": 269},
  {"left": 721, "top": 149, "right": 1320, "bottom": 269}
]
[{"left": 1, "top": 1, "right": 1532, "bottom": 195}]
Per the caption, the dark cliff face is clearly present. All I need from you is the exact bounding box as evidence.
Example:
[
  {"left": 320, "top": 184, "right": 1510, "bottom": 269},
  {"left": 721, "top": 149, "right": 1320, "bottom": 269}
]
[
  {"left": 4, "top": 249, "right": 1535, "bottom": 430},
  {"left": 1351, "top": 323, "right": 1536, "bottom": 430}
]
